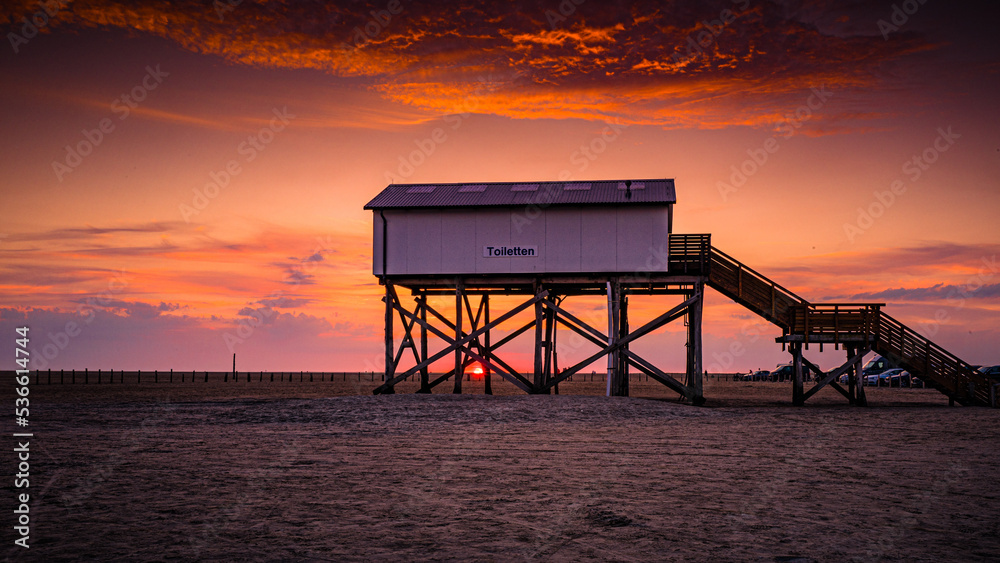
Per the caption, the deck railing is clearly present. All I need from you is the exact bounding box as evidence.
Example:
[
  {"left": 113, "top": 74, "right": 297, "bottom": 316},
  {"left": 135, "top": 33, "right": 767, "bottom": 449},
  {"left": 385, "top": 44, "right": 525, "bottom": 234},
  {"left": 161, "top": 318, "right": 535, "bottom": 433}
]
[{"left": 668, "top": 233, "right": 993, "bottom": 405}]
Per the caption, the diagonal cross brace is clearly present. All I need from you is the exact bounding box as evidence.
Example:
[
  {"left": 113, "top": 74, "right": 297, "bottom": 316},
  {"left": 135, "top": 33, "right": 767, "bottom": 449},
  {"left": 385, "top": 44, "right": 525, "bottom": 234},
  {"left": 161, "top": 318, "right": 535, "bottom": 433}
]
[
  {"left": 802, "top": 348, "right": 868, "bottom": 402},
  {"left": 554, "top": 311, "right": 691, "bottom": 398},
  {"left": 540, "top": 293, "right": 700, "bottom": 392},
  {"left": 373, "top": 290, "right": 547, "bottom": 394}
]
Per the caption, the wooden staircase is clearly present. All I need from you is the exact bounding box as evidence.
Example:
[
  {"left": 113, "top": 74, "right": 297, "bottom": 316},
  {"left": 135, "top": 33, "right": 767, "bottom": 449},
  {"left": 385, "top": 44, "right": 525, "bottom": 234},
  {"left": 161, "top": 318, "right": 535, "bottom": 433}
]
[{"left": 668, "top": 234, "right": 994, "bottom": 406}]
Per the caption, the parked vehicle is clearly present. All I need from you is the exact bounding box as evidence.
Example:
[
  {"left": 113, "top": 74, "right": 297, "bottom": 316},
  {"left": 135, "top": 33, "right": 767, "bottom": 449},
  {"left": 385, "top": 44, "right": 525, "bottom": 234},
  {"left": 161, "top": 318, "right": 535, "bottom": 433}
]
[
  {"left": 865, "top": 368, "right": 906, "bottom": 386},
  {"left": 743, "top": 370, "right": 770, "bottom": 381},
  {"left": 769, "top": 365, "right": 794, "bottom": 382},
  {"left": 888, "top": 369, "right": 912, "bottom": 387},
  {"left": 862, "top": 355, "right": 895, "bottom": 378},
  {"left": 978, "top": 365, "right": 1000, "bottom": 382}
]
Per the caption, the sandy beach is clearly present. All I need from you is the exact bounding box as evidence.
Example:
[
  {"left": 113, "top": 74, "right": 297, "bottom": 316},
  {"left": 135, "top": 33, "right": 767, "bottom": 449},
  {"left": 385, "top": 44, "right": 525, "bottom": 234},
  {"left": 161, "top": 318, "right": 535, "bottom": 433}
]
[{"left": 7, "top": 377, "right": 1000, "bottom": 561}]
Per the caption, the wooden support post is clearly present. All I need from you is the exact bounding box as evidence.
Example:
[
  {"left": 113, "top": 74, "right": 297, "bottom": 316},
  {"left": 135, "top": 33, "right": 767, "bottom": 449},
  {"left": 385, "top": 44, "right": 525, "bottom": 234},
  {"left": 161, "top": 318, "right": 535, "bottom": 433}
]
[
  {"left": 792, "top": 342, "right": 804, "bottom": 406},
  {"left": 552, "top": 297, "right": 560, "bottom": 395},
  {"left": 854, "top": 346, "right": 868, "bottom": 407},
  {"left": 616, "top": 290, "right": 630, "bottom": 397},
  {"left": 484, "top": 294, "right": 492, "bottom": 396},
  {"left": 418, "top": 295, "right": 430, "bottom": 393},
  {"left": 845, "top": 345, "right": 857, "bottom": 404},
  {"left": 539, "top": 293, "right": 556, "bottom": 395},
  {"left": 606, "top": 280, "right": 619, "bottom": 396},
  {"left": 533, "top": 282, "right": 545, "bottom": 392},
  {"left": 685, "top": 284, "right": 704, "bottom": 405},
  {"left": 453, "top": 283, "right": 464, "bottom": 394},
  {"left": 383, "top": 281, "right": 396, "bottom": 395}
]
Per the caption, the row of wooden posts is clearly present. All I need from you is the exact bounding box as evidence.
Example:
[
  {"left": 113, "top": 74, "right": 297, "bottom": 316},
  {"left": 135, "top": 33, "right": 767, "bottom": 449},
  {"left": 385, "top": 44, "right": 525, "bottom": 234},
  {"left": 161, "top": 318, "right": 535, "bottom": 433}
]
[
  {"left": 25, "top": 369, "right": 737, "bottom": 385},
  {"left": 27, "top": 369, "right": 395, "bottom": 385}
]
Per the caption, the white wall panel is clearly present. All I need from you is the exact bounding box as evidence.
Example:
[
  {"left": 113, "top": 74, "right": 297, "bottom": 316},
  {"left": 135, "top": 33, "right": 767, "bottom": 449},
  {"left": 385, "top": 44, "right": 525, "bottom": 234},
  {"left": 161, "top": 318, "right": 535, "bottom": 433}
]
[
  {"left": 580, "top": 208, "right": 617, "bottom": 272},
  {"left": 474, "top": 210, "right": 512, "bottom": 273},
  {"left": 509, "top": 208, "right": 546, "bottom": 273},
  {"left": 405, "top": 211, "right": 442, "bottom": 274},
  {"left": 440, "top": 213, "right": 477, "bottom": 274},
  {"left": 544, "top": 210, "right": 582, "bottom": 272}
]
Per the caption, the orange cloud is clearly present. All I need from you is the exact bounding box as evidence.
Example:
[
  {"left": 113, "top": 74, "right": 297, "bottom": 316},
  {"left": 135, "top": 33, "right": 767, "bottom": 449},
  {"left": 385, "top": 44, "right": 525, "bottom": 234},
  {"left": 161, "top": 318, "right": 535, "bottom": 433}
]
[{"left": 3, "top": 0, "right": 951, "bottom": 131}]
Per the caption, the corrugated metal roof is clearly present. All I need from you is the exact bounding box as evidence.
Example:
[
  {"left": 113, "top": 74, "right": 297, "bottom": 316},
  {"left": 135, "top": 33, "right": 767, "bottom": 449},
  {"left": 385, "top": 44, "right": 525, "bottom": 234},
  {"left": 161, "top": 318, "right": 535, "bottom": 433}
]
[{"left": 364, "top": 179, "right": 676, "bottom": 209}]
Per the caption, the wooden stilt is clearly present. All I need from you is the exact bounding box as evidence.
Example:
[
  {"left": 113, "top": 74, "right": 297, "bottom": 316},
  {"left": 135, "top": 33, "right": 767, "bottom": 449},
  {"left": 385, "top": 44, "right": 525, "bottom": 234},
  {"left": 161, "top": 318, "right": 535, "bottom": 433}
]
[
  {"left": 792, "top": 342, "right": 804, "bottom": 406},
  {"left": 855, "top": 346, "right": 868, "bottom": 407},
  {"left": 453, "top": 283, "right": 463, "bottom": 394},
  {"left": 533, "top": 282, "right": 545, "bottom": 392},
  {"left": 616, "top": 289, "right": 629, "bottom": 397},
  {"left": 383, "top": 281, "right": 396, "bottom": 395},
  {"left": 846, "top": 344, "right": 857, "bottom": 404},
  {"left": 685, "top": 284, "right": 704, "bottom": 405},
  {"left": 417, "top": 295, "right": 430, "bottom": 393},
  {"left": 606, "top": 280, "right": 619, "bottom": 396},
  {"left": 552, "top": 297, "right": 560, "bottom": 395},
  {"left": 484, "top": 294, "right": 492, "bottom": 395}
]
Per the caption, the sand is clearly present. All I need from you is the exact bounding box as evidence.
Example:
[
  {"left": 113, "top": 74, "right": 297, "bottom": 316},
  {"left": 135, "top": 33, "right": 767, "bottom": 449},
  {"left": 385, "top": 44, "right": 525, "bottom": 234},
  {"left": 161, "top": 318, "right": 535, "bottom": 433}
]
[{"left": 6, "top": 376, "right": 1000, "bottom": 561}]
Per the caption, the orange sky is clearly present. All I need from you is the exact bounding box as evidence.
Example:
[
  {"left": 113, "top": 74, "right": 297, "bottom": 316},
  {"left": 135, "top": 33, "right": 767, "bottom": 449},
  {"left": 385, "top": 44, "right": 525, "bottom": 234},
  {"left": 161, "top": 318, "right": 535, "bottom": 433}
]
[{"left": 2, "top": 0, "right": 999, "bottom": 373}]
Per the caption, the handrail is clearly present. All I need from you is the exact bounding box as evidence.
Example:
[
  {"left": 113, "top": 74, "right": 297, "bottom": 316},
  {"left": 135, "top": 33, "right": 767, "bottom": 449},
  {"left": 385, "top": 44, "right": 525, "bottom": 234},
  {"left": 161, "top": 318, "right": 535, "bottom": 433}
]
[{"left": 668, "top": 234, "right": 993, "bottom": 405}]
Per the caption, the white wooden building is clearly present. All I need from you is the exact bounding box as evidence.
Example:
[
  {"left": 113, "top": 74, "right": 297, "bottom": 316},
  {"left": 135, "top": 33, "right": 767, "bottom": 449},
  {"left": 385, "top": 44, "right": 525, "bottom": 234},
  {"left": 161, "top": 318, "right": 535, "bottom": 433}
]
[{"left": 364, "top": 179, "right": 676, "bottom": 277}]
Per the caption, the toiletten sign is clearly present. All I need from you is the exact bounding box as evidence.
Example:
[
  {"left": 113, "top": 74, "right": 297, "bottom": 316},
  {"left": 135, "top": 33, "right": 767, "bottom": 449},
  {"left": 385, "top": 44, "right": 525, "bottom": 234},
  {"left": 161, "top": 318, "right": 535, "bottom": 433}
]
[{"left": 483, "top": 245, "right": 538, "bottom": 257}]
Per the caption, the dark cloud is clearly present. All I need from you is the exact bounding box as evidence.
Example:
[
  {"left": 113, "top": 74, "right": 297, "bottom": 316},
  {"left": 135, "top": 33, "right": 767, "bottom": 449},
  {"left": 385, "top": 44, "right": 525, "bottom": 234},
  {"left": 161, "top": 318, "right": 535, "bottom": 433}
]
[
  {"left": 70, "top": 298, "right": 182, "bottom": 319},
  {"left": 4, "top": 0, "right": 979, "bottom": 129},
  {"left": 256, "top": 297, "right": 313, "bottom": 308},
  {"left": 849, "top": 283, "right": 1000, "bottom": 302}
]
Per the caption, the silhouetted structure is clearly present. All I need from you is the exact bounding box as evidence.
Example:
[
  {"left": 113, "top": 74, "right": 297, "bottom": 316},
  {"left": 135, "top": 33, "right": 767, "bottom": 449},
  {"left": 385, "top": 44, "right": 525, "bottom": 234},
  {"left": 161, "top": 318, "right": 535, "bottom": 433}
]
[{"left": 365, "top": 179, "right": 992, "bottom": 406}]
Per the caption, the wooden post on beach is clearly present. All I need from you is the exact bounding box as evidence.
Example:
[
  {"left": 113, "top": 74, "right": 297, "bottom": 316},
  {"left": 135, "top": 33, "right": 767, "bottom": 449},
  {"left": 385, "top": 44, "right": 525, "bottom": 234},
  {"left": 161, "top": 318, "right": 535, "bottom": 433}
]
[
  {"left": 137, "top": 369, "right": 141, "bottom": 384},
  {"left": 484, "top": 294, "right": 492, "bottom": 395},
  {"left": 154, "top": 369, "right": 158, "bottom": 383},
  {"left": 453, "top": 283, "right": 464, "bottom": 394},
  {"left": 791, "top": 342, "right": 804, "bottom": 406}
]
